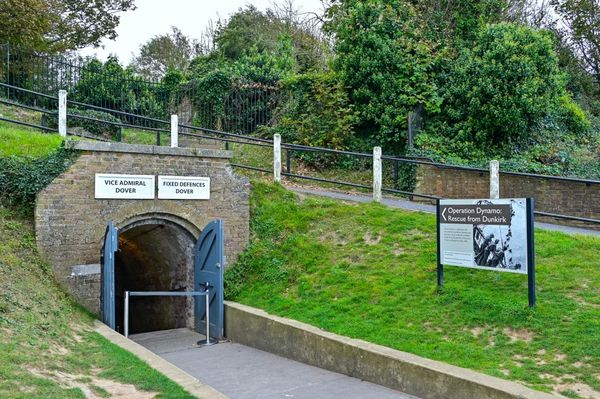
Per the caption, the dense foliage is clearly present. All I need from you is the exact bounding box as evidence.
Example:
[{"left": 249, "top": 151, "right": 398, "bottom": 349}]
[
  {"left": 0, "top": 0, "right": 136, "bottom": 51},
  {"left": 419, "top": 23, "right": 570, "bottom": 159},
  {"left": 325, "top": 0, "right": 440, "bottom": 151},
  {"left": 6, "top": 0, "right": 600, "bottom": 179},
  {"left": 0, "top": 146, "right": 76, "bottom": 212}
]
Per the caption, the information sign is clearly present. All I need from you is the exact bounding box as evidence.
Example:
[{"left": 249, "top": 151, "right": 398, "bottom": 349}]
[
  {"left": 436, "top": 198, "right": 536, "bottom": 306},
  {"left": 95, "top": 174, "right": 155, "bottom": 199},
  {"left": 158, "top": 176, "right": 210, "bottom": 200}
]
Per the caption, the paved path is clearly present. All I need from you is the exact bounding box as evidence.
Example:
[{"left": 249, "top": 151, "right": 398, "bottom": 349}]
[
  {"left": 130, "top": 329, "right": 418, "bottom": 399},
  {"left": 290, "top": 187, "right": 600, "bottom": 237}
]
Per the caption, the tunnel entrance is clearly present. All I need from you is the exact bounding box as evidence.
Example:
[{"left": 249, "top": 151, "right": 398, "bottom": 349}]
[{"left": 114, "top": 220, "right": 196, "bottom": 334}]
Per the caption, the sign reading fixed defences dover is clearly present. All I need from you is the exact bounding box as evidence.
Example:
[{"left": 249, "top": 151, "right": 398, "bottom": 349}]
[
  {"left": 158, "top": 176, "right": 210, "bottom": 200},
  {"left": 438, "top": 199, "right": 533, "bottom": 274},
  {"left": 95, "top": 174, "right": 155, "bottom": 199}
]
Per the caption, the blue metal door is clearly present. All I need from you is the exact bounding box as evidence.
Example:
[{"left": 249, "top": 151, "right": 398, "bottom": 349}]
[
  {"left": 101, "top": 221, "right": 118, "bottom": 330},
  {"left": 194, "top": 220, "right": 224, "bottom": 340}
]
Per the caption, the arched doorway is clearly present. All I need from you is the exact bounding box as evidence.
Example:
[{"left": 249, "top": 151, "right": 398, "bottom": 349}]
[
  {"left": 101, "top": 216, "right": 224, "bottom": 339},
  {"left": 114, "top": 217, "right": 197, "bottom": 334}
]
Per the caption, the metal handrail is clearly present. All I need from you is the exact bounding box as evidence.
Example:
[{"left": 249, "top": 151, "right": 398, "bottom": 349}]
[{"left": 124, "top": 290, "right": 211, "bottom": 345}]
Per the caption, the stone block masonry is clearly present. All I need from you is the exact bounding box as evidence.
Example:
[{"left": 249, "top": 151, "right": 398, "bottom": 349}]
[
  {"left": 35, "top": 141, "right": 250, "bottom": 315},
  {"left": 414, "top": 164, "right": 600, "bottom": 230}
]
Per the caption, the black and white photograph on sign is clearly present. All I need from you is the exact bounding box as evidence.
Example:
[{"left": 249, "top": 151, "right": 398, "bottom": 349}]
[
  {"left": 439, "top": 198, "right": 528, "bottom": 274},
  {"left": 472, "top": 199, "right": 527, "bottom": 272}
]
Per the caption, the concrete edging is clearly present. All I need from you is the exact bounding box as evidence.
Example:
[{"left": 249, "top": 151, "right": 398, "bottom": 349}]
[
  {"left": 94, "top": 321, "right": 229, "bottom": 399},
  {"left": 224, "top": 301, "right": 561, "bottom": 399}
]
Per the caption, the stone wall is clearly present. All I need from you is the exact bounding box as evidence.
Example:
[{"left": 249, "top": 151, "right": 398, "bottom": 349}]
[
  {"left": 415, "top": 164, "right": 600, "bottom": 229},
  {"left": 35, "top": 141, "right": 250, "bottom": 314}
]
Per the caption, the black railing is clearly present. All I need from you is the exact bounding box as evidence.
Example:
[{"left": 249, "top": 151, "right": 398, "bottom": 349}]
[{"left": 0, "top": 82, "right": 598, "bottom": 227}]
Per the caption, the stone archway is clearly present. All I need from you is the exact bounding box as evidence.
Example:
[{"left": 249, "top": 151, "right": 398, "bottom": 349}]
[
  {"left": 35, "top": 141, "right": 249, "bottom": 315},
  {"left": 113, "top": 215, "right": 198, "bottom": 334}
]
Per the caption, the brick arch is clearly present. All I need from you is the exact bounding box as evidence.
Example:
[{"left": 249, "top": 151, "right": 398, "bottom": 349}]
[{"left": 35, "top": 141, "right": 249, "bottom": 313}]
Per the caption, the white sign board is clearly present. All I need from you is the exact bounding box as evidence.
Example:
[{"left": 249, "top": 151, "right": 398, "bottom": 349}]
[
  {"left": 158, "top": 176, "right": 210, "bottom": 200},
  {"left": 438, "top": 198, "right": 529, "bottom": 274},
  {"left": 95, "top": 174, "right": 155, "bottom": 199}
]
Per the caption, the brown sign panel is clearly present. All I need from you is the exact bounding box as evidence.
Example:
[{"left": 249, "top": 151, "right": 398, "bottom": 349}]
[{"left": 439, "top": 204, "right": 512, "bottom": 225}]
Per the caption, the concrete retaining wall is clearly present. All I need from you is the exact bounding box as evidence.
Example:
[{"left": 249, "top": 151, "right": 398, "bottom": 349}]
[{"left": 224, "top": 301, "right": 559, "bottom": 399}]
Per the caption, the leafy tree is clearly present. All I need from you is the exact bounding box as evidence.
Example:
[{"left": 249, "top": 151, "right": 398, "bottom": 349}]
[
  {"left": 0, "top": 0, "right": 50, "bottom": 49},
  {"left": 420, "top": 23, "right": 569, "bottom": 159},
  {"left": 325, "top": 0, "right": 440, "bottom": 151},
  {"left": 0, "top": 0, "right": 136, "bottom": 51},
  {"left": 131, "top": 27, "right": 201, "bottom": 80},
  {"left": 552, "top": 0, "right": 600, "bottom": 83},
  {"left": 72, "top": 57, "right": 163, "bottom": 118},
  {"left": 274, "top": 72, "right": 358, "bottom": 150},
  {"left": 213, "top": 5, "right": 329, "bottom": 73}
]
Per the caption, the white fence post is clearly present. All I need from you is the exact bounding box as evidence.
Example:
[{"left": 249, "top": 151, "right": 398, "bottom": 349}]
[
  {"left": 373, "top": 146, "right": 382, "bottom": 202},
  {"left": 58, "top": 90, "right": 67, "bottom": 137},
  {"left": 170, "top": 115, "right": 178, "bottom": 148},
  {"left": 490, "top": 160, "right": 500, "bottom": 199},
  {"left": 273, "top": 134, "right": 282, "bottom": 183}
]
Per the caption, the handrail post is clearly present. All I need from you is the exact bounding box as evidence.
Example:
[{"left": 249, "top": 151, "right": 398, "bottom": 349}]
[
  {"left": 490, "top": 160, "right": 500, "bottom": 199},
  {"left": 124, "top": 290, "right": 129, "bottom": 338},
  {"left": 58, "top": 90, "right": 67, "bottom": 137},
  {"left": 373, "top": 146, "right": 382, "bottom": 202},
  {"left": 170, "top": 114, "right": 178, "bottom": 148},
  {"left": 274, "top": 134, "right": 282, "bottom": 183},
  {"left": 205, "top": 289, "right": 210, "bottom": 345}
]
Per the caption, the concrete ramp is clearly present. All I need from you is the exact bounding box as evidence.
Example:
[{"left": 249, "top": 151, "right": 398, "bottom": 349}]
[{"left": 130, "top": 329, "right": 417, "bottom": 399}]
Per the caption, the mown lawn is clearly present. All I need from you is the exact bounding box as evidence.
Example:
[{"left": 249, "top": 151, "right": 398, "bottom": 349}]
[
  {"left": 0, "top": 206, "right": 196, "bottom": 398},
  {"left": 226, "top": 181, "right": 600, "bottom": 398}
]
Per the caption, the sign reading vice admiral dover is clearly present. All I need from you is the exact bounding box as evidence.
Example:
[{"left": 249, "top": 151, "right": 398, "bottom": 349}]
[{"left": 95, "top": 174, "right": 155, "bottom": 199}]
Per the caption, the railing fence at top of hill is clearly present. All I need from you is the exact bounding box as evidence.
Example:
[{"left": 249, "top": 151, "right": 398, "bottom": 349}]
[
  {"left": 0, "top": 43, "right": 280, "bottom": 135},
  {"left": 0, "top": 81, "right": 599, "bottom": 228}
]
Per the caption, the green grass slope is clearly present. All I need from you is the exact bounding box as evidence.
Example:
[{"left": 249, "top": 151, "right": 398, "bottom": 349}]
[
  {"left": 0, "top": 201, "right": 195, "bottom": 396},
  {"left": 226, "top": 182, "right": 600, "bottom": 398}
]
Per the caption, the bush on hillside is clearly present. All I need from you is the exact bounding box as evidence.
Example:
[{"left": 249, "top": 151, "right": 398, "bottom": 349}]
[{"left": 0, "top": 146, "right": 76, "bottom": 212}]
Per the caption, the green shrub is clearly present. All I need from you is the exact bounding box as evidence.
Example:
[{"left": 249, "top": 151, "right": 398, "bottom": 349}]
[
  {"left": 47, "top": 108, "right": 121, "bottom": 138},
  {"left": 436, "top": 23, "right": 566, "bottom": 155},
  {"left": 0, "top": 146, "right": 77, "bottom": 213}
]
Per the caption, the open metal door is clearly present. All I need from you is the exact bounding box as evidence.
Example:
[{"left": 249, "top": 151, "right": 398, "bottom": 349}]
[
  {"left": 194, "top": 220, "right": 224, "bottom": 340},
  {"left": 101, "top": 221, "right": 118, "bottom": 330}
]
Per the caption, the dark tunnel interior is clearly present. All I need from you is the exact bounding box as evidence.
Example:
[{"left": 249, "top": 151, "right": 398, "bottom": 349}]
[{"left": 114, "top": 221, "right": 196, "bottom": 334}]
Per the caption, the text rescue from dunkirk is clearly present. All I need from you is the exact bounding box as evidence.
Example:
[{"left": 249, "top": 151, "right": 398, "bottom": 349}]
[{"left": 94, "top": 174, "right": 210, "bottom": 200}]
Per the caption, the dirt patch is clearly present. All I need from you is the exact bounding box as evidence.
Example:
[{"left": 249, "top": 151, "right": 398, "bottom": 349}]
[
  {"left": 405, "top": 229, "right": 431, "bottom": 239},
  {"left": 555, "top": 382, "right": 600, "bottom": 399},
  {"left": 49, "top": 343, "right": 69, "bottom": 356},
  {"left": 503, "top": 327, "right": 534, "bottom": 343},
  {"left": 392, "top": 244, "right": 404, "bottom": 256},
  {"left": 470, "top": 326, "right": 485, "bottom": 338},
  {"left": 27, "top": 368, "right": 157, "bottom": 399},
  {"left": 567, "top": 293, "right": 600, "bottom": 309},
  {"left": 363, "top": 231, "right": 381, "bottom": 245},
  {"left": 555, "top": 353, "right": 567, "bottom": 361},
  {"left": 320, "top": 230, "right": 349, "bottom": 246}
]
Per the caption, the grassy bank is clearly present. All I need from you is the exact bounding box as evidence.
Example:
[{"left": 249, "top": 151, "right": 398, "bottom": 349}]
[
  {"left": 0, "top": 206, "right": 195, "bottom": 398},
  {"left": 227, "top": 182, "right": 600, "bottom": 398}
]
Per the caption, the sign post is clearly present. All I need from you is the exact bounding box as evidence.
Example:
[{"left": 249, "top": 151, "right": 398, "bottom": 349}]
[{"left": 436, "top": 198, "right": 535, "bottom": 306}]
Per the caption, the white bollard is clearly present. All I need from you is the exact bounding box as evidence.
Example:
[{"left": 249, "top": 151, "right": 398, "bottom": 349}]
[
  {"left": 490, "top": 160, "right": 500, "bottom": 199},
  {"left": 274, "top": 134, "right": 282, "bottom": 183},
  {"left": 170, "top": 115, "right": 178, "bottom": 148},
  {"left": 58, "top": 90, "right": 67, "bottom": 137},
  {"left": 373, "top": 146, "right": 382, "bottom": 202}
]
